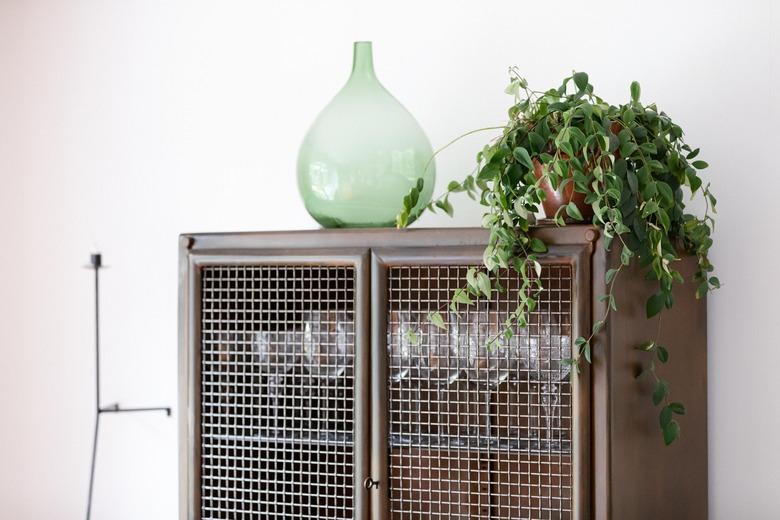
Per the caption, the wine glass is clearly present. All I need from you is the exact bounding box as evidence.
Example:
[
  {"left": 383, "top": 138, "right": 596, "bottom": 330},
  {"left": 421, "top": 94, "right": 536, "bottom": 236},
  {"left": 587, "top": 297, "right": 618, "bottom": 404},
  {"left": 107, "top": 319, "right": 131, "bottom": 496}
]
[
  {"left": 213, "top": 330, "right": 255, "bottom": 405},
  {"left": 254, "top": 329, "right": 300, "bottom": 379},
  {"left": 531, "top": 311, "right": 572, "bottom": 444},
  {"left": 452, "top": 305, "right": 524, "bottom": 441},
  {"left": 457, "top": 306, "right": 519, "bottom": 387},
  {"left": 416, "top": 314, "right": 462, "bottom": 442},
  {"left": 417, "top": 317, "right": 461, "bottom": 386},
  {"left": 386, "top": 310, "right": 420, "bottom": 384},
  {"left": 386, "top": 311, "right": 422, "bottom": 439},
  {"left": 302, "top": 310, "right": 354, "bottom": 382},
  {"left": 253, "top": 328, "right": 301, "bottom": 420}
]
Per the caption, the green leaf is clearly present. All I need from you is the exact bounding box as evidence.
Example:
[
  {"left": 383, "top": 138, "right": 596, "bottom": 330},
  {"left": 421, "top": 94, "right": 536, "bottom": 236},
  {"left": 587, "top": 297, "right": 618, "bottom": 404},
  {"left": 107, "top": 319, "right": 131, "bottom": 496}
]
[
  {"left": 565, "top": 202, "right": 584, "bottom": 221},
  {"left": 627, "top": 170, "right": 638, "bottom": 193},
  {"left": 652, "top": 379, "right": 668, "bottom": 406},
  {"left": 452, "top": 288, "right": 473, "bottom": 306},
  {"left": 478, "top": 163, "right": 500, "bottom": 181},
  {"left": 513, "top": 198, "right": 529, "bottom": 219},
  {"left": 646, "top": 292, "right": 665, "bottom": 318},
  {"left": 640, "top": 142, "right": 657, "bottom": 155},
  {"left": 395, "top": 210, "right": 408, "bottom": 228},
  {"left": 620, "top": 247, "right": 633, "bottom": 266},
  {"left": 435, "top": 197, "right": 454, "bottom": 217},
  {"left": 528, "top": 132, "right": 546, "bottom": 154},
  {"left": 560, "top": 141, "right": 576, "bottom": 159},
  {"left": 513, "top": 146, "right": 534, "bottom": 170},
  {"left": 637, "top": 341, "right": 655, "bottom": 351},
  {"left": 663, "top": 419, "right": 680, "bottom": 445},
  {"left": 476, "top": 272, "right": 492, "bottom": 299},
  {"left": 529, "top": 237, "right": 548, "bottom": 253},
  {"left": 656, "top": 345, "right": 669, "bottom": 363},
  {"left": 583, "top": 343, "right": 592, "bottom": 363},
  {"left": 641, "top": 200, "right": 659, "bottom": 217},
  {"left": 691, "top": 160, "right": 709, "bottom": 169},
  {"left": 605, "top": 268, "right": 619, "bottom": 284},
  {"left": 660, "top": 406, "right": 673, "bottom": 428},
  {"left": 428, "top": 311, "right": 446, "bottom": 330},
  {"left": 669, "top": 402, "right": 686, "bottom": 415},
  {"left": 573, "top": 72, "right": 589, "bottom": 91},
  {"left": 657, "top": 209, "right": 671, "bottom": 231},
  {"left": 466, "top": 268, "right": 478, "bottom": 291},
  {"left": 447, "top": 180, "right": 463, "bottom": 192},
  {"left": 656, "top": 182, "right": 674, "bottom": 208},
  {"left": 622, "top": 107, "right": 635, "bottom": 124},
  {"left": 630, "top": 81, "right": 641, "bottom": 103}
]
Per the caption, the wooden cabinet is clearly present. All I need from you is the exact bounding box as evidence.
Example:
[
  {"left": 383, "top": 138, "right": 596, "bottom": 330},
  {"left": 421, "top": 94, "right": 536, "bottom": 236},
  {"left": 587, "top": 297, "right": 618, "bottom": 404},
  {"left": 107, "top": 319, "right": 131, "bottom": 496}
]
[{"left": 179, "top": 226, "right": 707, "bottom": 520}]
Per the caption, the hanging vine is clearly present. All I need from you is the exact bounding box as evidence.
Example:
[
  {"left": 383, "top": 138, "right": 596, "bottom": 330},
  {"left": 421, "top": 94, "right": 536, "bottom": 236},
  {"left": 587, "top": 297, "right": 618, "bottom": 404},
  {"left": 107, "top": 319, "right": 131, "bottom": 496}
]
[{"left": 397, "top": 70, "right": 718, "bottom": 444}]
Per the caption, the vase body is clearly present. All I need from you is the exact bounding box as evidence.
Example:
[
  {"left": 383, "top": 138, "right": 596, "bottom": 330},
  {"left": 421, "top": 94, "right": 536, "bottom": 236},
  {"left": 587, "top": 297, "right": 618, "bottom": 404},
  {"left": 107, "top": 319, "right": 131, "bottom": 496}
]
[
  {"left": 297, "top": 42, "right": 435, "bottom": 228},
  {"left": 532, "top": 158, "right": 594, "bottom": 221}
]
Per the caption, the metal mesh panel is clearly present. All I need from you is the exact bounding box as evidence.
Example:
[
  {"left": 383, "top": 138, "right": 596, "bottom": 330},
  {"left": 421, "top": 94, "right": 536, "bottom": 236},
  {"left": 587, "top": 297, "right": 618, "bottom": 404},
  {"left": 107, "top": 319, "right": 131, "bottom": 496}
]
[
  {"left": 200, "top": 265, "right": 356, "bottom": 519},
  {"left": 387, "top": 264, "right": 574, "bottom": 519}
]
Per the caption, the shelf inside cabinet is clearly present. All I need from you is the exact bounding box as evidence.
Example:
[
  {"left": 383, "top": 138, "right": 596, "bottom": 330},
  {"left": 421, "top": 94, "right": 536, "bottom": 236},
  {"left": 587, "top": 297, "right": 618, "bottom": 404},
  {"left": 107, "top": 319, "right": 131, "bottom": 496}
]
[
  {"left": 389, "top": 433, "right": 571, "bottom": 454},
  {"left": 202, "top": 430, "right": 355, "bottom": 448}
]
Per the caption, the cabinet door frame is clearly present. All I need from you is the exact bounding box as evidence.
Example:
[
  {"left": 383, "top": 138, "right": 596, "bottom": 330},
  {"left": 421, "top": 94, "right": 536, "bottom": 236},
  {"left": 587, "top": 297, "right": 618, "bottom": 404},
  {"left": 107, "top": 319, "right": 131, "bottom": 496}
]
[
  {"left": 369, "top": 244, "right": 592, "bottom": 520},
  {"left": 179, "top": 244, "right": 371, "bottom": 520}
]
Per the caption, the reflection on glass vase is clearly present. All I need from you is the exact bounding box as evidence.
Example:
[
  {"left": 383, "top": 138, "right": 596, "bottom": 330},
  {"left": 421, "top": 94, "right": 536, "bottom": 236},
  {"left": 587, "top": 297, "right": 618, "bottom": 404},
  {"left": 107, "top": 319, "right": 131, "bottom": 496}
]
[{"left": 297, "top": 41, "right": 435, "bottom": 228}]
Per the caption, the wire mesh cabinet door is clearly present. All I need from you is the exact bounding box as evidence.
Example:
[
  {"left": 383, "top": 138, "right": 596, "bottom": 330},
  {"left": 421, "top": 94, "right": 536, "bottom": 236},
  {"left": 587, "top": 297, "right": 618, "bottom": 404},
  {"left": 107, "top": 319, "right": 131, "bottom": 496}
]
[
  {"left": 180, "top": 250, "right": 371, "bottom": 520},
  {"left": 369, "top": 245, "right": 591, "bottom": 520}
]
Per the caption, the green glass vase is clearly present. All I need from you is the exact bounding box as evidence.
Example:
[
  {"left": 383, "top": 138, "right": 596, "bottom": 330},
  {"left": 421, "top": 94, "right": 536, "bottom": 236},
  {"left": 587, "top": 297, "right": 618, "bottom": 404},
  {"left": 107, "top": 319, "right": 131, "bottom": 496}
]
[{"left": 297, "top": 41, "right": 435, "bottom": 228}]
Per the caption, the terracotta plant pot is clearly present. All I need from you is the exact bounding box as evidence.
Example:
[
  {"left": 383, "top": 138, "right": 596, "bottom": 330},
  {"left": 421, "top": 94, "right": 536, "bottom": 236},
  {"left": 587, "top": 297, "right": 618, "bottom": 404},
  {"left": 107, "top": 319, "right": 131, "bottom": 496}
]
[{"left": 532, "top": 158, "right": 594, "bottom": 221}]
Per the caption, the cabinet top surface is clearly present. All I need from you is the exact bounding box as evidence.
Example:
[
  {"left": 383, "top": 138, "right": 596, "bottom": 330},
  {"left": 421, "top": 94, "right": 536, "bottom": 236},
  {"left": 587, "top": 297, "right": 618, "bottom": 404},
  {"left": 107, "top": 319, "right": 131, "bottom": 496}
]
[{"left": 181, "top": 224, "right": 598, "bottom": 252}]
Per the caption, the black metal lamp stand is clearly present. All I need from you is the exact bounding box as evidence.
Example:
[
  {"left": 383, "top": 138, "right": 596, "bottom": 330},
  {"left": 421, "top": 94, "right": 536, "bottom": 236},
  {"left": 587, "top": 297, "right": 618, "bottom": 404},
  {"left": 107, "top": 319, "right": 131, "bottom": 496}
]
[{"left": 86, "top": 253, "right": 171, "bottom": 520}]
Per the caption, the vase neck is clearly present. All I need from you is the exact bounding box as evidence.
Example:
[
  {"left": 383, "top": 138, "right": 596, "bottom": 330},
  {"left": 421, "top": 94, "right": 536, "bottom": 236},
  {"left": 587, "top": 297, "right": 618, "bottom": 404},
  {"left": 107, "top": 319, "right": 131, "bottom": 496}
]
[{"left": 350, "top": 41, "right": 376, "bottom": 79}]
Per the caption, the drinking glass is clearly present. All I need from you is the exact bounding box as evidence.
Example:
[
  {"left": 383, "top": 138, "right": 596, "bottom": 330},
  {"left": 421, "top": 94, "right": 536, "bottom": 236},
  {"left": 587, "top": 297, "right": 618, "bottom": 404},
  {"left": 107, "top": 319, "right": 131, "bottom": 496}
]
[
  {"left": 417, "top": 317, "right": 461, "bottom": 386},
  {"left": 254, "top": 329, "right": 300, "bottom": 378},
  {"left": 456, "top": 307, "right": 519, "bottom": 387},
  {"left": 531, "top": 312, "right": 572, "bottom": 443},
  {"left": 415, "top": 315, "right": 462, "bottom": 442},
  {"left": 214, "top": 330, "right": 255, "bottom": 405},
  {"left": 253, "top": 329, "right": 301, "bottom": 413},
  {"left": 302, "top": 310, "right": 354, "bottom": 382},
  {"left": 386, "top": 310, "right": 420, "bottom": 383},
  {"left": 452, "top": 305, "right": 526, "bottom": 441}
]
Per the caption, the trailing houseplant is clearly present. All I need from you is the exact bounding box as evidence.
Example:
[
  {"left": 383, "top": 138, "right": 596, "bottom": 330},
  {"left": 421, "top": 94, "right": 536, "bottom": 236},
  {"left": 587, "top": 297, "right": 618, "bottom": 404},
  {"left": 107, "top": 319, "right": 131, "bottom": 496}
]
[{"left": 396, "top": 70, "right": 718, "bottom": 445}]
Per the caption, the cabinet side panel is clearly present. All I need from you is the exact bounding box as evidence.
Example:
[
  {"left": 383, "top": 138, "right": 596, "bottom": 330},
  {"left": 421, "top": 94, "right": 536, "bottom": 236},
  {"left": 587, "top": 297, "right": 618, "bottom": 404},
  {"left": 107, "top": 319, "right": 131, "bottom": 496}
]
[
  {"left": 609, "top": 253, "right": 707, "bottom": 519},
  {"left": 179, "top": 239, "right": 198, "bottom": 520}
]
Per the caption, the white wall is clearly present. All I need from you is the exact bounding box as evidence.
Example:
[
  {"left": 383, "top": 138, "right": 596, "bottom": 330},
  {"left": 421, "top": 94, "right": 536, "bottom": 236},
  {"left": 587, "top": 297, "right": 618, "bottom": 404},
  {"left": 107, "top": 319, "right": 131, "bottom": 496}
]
[{"left": 1, "top": 1, "right": 777, "bottom": 518}]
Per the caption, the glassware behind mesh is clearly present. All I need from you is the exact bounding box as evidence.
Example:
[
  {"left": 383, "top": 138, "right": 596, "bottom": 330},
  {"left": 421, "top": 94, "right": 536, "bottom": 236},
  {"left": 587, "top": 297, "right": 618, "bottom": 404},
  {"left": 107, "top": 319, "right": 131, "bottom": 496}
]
[
  {"left": 450, "top": 305, "right": 526, "bottom": 442},
  {"left": 302, "top": 310, "right": 354, "bottom": 382},
  {"left": 213, "top": 330, "right": 255, "bottom": 405},
  {"left": 417, "top": 316, "right": 461, "bottom": 386},
  {"left": 254, "top": 329, "right": 301, "bottom": 380},
  {"left": 253, "top": 328, "right": 302, "bottom": 418},
  {"left": 387, "top": 310, "right": 420, "bottom": 383},
  {"left": 453, "top": 306, "right": 521, "bottom": 387},
  {"left": 530, "top": 311, "right": 572, "bottom": 443}
]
